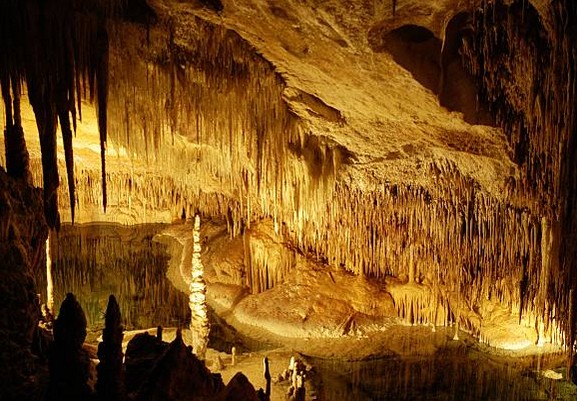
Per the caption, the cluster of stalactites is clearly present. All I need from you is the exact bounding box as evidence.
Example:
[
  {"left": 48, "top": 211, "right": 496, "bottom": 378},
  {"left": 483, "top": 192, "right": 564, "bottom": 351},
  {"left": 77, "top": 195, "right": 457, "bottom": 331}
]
[
  {"left": 0, "top": 0, "right": 114, "bottom": 229},
  {"left": 48, "top": 149, "right": 562, "bottom": 341},
  {"left": 104, "top": 13, "right": 345, "bottom": 229},
  {"left": 243, "top": 222, "right": 297, "bottom": 294},
  {"left": 460, "top": 0, "right": 577, "bottom": 352},
  {"left": 36, "top": 2, "right": 575, "bottom": 348}
]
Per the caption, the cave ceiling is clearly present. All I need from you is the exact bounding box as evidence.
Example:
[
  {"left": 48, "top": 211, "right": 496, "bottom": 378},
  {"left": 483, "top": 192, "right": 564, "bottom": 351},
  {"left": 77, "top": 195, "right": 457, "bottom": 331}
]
[{"left": 1, "top": 0, "right": 518, "bottom": 224}]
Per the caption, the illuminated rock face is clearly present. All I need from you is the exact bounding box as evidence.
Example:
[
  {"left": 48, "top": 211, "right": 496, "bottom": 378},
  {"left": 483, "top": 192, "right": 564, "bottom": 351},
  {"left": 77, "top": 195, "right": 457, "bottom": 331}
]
[{"left": 1, "top": 0, "right": 577, "bottom": 354}]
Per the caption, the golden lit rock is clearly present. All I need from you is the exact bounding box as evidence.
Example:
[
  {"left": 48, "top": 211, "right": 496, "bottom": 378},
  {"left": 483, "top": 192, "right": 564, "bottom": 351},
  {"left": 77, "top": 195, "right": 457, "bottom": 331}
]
[{"left": 2, "top": 0, "right": 577, "bottom": 399}]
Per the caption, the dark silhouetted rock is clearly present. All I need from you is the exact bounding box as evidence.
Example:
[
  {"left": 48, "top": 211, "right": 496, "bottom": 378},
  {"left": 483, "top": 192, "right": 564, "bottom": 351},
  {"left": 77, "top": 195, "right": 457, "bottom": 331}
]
[
  {"left": 218, "top": 372, "right": 259, "bottom": 401},
  {"left": 0, "top": 168, "right": 48, "bottom": 401},
  {"left": 135, "top": 330, "right": 223, "bottom": 401},
  {"left": 46, "top": 293, "right": 92, "bottom": 401},
  {"left": 125, "top": 331, "right": 168, "bottom": 394},
  {"left": 96, "top": 294, "right": 126, "bottom": 401}
]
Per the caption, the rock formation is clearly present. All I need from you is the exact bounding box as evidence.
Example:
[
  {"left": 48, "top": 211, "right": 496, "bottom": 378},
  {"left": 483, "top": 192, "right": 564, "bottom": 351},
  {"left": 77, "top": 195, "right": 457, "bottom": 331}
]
[
  {"left": 0, "top": 168, "right": 48, "bottom": 401},
  {"left": 190, "top": 214, "right": 210, "bottom": 360},
  {"left": 133, "top": 329, "right": 224, "bottom": 401},
  {"left": 46, "top": 293, "right": 92, "bottom": 401},
  {"left": 217, "top": 372, "right": 259, "bottom": 401},
  {"left": 125, "top": 331, "right": 169, "bottom": 395},
  {"left": 1, "top": 0, "right": 577, "bottom": 398},
  {"left": 96, "top": 294, "right": 126, "bottom": 401}
]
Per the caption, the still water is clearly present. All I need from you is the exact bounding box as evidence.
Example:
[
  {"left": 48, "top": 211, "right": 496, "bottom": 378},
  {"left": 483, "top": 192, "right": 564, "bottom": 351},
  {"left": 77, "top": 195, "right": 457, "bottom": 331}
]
[
  {"left": 45, "top": 223, "right": 576, "bottom": 400},
  {"left": 310, "top": 346, "right": 572, "bottom": 401},
  {"left": 47, "top": 223, "right": 189, "bottom": 338}
]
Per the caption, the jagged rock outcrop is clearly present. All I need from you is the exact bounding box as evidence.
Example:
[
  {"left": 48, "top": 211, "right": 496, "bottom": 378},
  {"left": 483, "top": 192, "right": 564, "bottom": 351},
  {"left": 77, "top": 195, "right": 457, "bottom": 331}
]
[
  {"left": 125, "top": 331, "right": 168, "bottom": 395},
  {"left": 123, "top": 325, "right": 266, "bottom": 401},
  {"left": 0, "top": 167, "right": 48, "bottom": 401},
  {"left": 134, "top": 330, "right": 224, "bottom": 401}
]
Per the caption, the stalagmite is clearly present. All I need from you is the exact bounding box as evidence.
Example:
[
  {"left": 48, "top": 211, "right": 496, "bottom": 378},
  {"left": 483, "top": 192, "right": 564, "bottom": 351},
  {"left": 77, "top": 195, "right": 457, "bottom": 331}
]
[
  {"left": 189, "top": 214, "right": 209, "bottom": 360},
  {"left": 453, "top": 322, "right": 460, "bottom": 341},
  {"left": 96, "top": 294, "right": 126, "bottom": 401},
  {"left": 263, "top": 357, "right": 271, "bottom": 401},
  {"left": 46, "top": 235, "right": 54, "bottom": 315},
  {"left": 47, "top": 293, "right": 91, "bottom": 401}
]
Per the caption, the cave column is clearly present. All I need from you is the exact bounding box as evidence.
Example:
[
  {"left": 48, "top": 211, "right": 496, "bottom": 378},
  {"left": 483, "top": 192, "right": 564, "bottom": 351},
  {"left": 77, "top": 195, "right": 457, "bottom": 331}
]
[{"left": 189, "top": 214, "right": 209, "bottom": 360}]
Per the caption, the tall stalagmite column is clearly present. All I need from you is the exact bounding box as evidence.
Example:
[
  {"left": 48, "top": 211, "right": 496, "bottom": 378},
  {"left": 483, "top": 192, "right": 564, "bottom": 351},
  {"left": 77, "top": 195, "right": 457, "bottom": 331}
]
[
  {"left": 96, "top": 294, "right": 126, "bottom": 401},
  {"left": 190, "top": 214, "right": 209, "bottom": 360},
  {"left": 46, "top": 235, "right": 54, "bottom": 315}
]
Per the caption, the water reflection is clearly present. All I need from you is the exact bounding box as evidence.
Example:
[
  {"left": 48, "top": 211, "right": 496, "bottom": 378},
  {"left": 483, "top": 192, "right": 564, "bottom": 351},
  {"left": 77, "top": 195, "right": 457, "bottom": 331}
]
[
  {"left": 310, "top": 341, "right": 571, "bottom": 401},
  {"left": 47, "top": 223, "right": 189, "bottom": 338}
]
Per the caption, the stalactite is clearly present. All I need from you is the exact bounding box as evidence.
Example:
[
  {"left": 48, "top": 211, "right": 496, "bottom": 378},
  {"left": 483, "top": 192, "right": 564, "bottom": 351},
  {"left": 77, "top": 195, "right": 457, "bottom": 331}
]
[
  {"left": 1, "top": 77, "right": 31, "bottom": 182},
  {"left": 0, "top": 0, "right": 114, "bottom": 228},
  {"left": 244, "top": 220, "right": 296, "bottom": 293},
  {"left": 461, "top": 0, "right": 577, "bottom": 351},
  {"left": 58, "top": 108, "right": 76, "bottom": 222},
  {"left": 96, "top": 13, "right": 110, "bottom": 212}
]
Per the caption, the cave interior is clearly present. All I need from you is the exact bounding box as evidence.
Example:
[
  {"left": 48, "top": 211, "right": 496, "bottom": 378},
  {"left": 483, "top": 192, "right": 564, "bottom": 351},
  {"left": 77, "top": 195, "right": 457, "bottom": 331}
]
[{"left": 1, "top": 0, "right": 577, "bottom": 400}]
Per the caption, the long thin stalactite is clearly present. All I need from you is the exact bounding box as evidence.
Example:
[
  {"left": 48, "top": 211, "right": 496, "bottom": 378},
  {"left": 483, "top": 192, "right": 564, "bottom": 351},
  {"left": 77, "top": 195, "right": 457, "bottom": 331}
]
[
  {"left": 462, "top": 0, "right": 577, "bottom": 355},
  {"left": 0, "top": 0, "right": 113, "bottom": 228}
]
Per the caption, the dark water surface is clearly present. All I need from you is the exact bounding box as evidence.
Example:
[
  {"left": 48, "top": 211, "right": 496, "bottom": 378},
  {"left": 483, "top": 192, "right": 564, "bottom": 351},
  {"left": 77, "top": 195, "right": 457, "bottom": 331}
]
[
  {"left": 309, "top": 339, "right": 573, "bottom": 400},
  {"left": 47, "top": 223, "right": 189, "bottom": 339}
]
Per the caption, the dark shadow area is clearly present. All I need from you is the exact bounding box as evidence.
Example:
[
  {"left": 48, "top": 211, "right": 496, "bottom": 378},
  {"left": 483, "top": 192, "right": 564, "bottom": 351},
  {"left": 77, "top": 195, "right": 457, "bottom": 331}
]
[
  {"left": 440, "top": 12, "right": 496, "bottom": 126},
  {"left": 369, "top": 20, "right": 496, "bottom": 126},
  {"left": 122, "top": 0, "right": 157, "bottom": 24},
  {"left": 382, "top": 25, "right": 442, "bottom": 94},
  {"left": 198, "top": 0, "right": 224, "bottom": 12}
]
